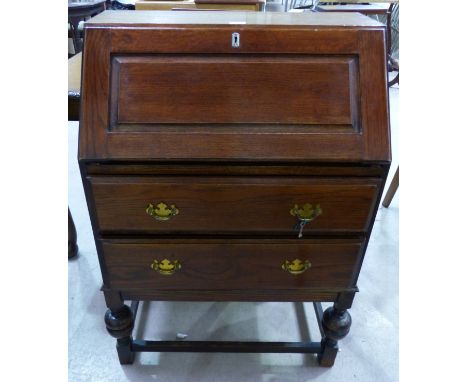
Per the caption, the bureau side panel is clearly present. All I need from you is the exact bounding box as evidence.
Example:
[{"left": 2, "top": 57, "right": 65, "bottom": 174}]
[
  {"left": 79, "top": 27, "right": 111, "bottom": 159},
  {"left": 359, "top": 29, "right": 391, "bottom": 161}
]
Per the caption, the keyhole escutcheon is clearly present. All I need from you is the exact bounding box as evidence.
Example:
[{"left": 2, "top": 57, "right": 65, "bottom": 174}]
[{"left": 232, "top": 32, "right": 240, "bottom": 48}]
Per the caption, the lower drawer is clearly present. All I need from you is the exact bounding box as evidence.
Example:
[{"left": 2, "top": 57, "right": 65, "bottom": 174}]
[{"left": 101, "top": 239, "right": 363, "bottom": 291}]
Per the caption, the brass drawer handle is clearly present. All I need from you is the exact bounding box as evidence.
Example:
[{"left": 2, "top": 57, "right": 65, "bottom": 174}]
[
  {"left": 150, "top": 259, "right": 181, "bottom": 276},
  {"left": 282, "top": 259, "right": 311, "bottom": 275},
  {"left": 146, "top": 202, "right": 179, "bottom": 221},
  {"left": 290, "top": 203, "right": 322, "bottom": 238}
]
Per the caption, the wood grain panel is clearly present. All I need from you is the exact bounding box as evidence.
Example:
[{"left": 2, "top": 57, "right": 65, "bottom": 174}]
[
  {"left": 89, "top": 176, "right": 380, "bottom": 234},
  {"left": 107, "top": 26, "right": 360, "bottom": 55},
  {"left": 101, "top": 239, "right": 364, "bottom": 290},
  {"left": 110, "top": 55, "right": 359, "bottom": 128}
]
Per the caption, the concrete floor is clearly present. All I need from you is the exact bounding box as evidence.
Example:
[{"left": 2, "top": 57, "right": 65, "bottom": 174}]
[{"left": 68, "top": 20, "right": 399, "bottom": 380}]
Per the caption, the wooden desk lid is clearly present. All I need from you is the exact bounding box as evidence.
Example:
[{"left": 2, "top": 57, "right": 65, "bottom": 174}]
[{"left": 79, "top": 11, "right": 390, "bottom": 162}]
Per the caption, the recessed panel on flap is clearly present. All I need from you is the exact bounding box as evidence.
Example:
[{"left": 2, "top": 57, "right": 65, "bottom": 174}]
[{"left": 109, "top": 55, "right": 360, "bottom": 132}]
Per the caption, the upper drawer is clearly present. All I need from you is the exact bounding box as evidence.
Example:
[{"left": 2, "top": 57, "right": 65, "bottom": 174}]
[
  {"left": 79, "top": 25, "right": 390, "bottom": 161},
  {"left": 89, "top": 176, "right": 380, "bottom": 235}
]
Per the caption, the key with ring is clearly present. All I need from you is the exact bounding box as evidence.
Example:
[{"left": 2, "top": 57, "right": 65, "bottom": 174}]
[{"left": 290, "top": 204, "right": 322, "bottom": 239}]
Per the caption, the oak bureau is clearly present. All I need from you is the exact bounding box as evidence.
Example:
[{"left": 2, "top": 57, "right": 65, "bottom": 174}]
[{"left": 79, "top": 10, "right": 391, "bottom": 366}]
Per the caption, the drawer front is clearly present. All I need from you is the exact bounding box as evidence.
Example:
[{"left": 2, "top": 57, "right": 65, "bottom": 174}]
[
  {"left": 101, "top": 239, "right": 363, "bottom": 290},
  {"left": 90, "top": 176, "right": 380, "bottom": 235}
]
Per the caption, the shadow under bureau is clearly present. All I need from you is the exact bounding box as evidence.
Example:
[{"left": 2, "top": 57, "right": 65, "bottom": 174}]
[{"left": 79, "top": 10, "right": 391, "bottom": 366}]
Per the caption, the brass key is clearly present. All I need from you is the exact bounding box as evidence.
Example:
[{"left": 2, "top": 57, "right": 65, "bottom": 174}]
[{"left": 290, "top": 203, "right": 322, "bottom": 238}]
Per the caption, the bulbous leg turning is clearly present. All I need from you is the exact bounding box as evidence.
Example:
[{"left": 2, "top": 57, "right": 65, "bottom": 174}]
[
  {"left": 318, "top": 305, "right": 352, "bottom": 367},
  {"left": 104, "top": 305, "right": 135, "bottom": 364}
]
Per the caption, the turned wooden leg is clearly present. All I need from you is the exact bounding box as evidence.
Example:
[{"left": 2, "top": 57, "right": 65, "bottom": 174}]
[
  {"left": 68, "top": 208, "right": 78, "bottom": 259},
  {"left": 318, "top": 292, "right": 353, "bottom": 367},
  {"left": 103, "top": 290, "right": 135, "bottom": 364}
]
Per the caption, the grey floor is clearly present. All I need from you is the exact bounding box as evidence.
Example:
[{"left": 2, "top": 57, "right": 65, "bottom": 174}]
[{"left": 68, "top": 16, "right": 399, "bottom": 379}]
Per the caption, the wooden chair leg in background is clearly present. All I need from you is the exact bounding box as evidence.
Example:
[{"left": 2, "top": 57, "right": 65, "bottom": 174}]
[
  {"left": 382, "top": 166, "right": 399, "bottom": 208},
  {"left": 68, "top": 53, "right": 82, "bottom": 260},
  {"left": 69, "top": 208, "right": 78, "bottom": 259},
  {"left": 388, "top": 72, "right": 399, "bottom": 87},
  {"left": 388, "top": 57, "right": 399, "bottom": 87}
]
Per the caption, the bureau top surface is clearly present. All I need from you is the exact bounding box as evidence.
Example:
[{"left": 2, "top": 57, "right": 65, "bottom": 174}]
[{"left": 86, "top": 10, "right": 384, "bottom": 28}]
